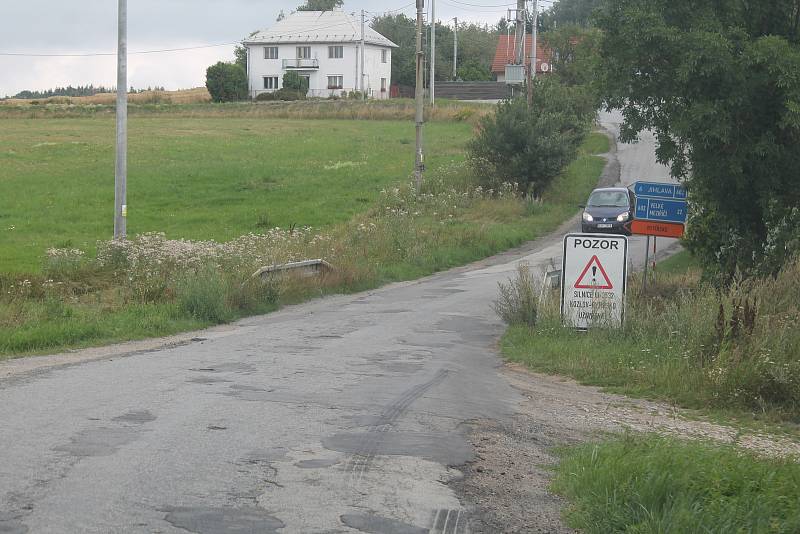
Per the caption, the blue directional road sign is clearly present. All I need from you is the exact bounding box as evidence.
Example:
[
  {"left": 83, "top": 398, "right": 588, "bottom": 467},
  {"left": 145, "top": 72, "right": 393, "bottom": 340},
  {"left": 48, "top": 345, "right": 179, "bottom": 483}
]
[
  {"left": 633, "top": 181, "right": 687, "bottom": 200},
  {"left": 635, "top": 197, "right": 687, "bottom": 224}
]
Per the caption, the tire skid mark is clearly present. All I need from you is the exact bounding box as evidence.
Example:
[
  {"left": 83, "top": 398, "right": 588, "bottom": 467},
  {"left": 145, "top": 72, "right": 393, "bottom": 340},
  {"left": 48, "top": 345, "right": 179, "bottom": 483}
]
[
  {"left": 430, "top": 508, "right": 468, "bottom": 534},
  {"left": 345, "top": 369, "right": 450, "bottom": 484}
]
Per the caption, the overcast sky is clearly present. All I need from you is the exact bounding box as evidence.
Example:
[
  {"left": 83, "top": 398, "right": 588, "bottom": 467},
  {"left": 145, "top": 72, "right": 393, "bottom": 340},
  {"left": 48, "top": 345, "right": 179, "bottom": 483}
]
[{"left": 0, "top": 1, "right": 540, "bottom": 97}]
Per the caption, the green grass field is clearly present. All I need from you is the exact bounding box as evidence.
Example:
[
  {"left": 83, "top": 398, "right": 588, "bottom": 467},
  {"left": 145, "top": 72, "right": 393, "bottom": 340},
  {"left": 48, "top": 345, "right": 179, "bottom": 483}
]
[
  {"left": 0, "top": 117, "right": 471, "bottom": 273},
  {"left": 0, "top": 110, "right": 609, "bottom": 357},
  {"left": 553, "top": 434, "right": 800, "bottom": 534}
]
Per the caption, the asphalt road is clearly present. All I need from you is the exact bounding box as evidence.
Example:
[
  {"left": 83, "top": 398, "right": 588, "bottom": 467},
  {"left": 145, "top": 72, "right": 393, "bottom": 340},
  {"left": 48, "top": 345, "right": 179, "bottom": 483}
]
[{"left": 0, "top": 111, "right": 679, "bottom": 534}]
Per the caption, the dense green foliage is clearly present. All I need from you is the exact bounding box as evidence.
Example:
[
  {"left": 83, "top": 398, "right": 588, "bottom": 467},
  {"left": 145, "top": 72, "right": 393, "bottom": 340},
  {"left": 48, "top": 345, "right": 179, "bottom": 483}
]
[
  {"left": 554, "top": 435, "right": 800, "bottom": 534},
  {"left": 540, "top": 0, "right": 604, "bottom": 32},
  {"left": 296, "top": 0, "right": 342, "bottom": 11},
  {"left": 371, "top": 15, "right": 499, "bottom": 85},
  {"left": 542, "top": 25, "right": 602, "bottom": 90},
  {"left": 205, "top": 62, "right": 248, "bottom": 103},
  {"left": 282, "top": 71, "right": 309, "bottom": 94},
  {"left": 597, "top": 0, "right": 800, "bottom": 280},
  {"left": 469, "top": 79, "right": 595, "bottom": 195}
]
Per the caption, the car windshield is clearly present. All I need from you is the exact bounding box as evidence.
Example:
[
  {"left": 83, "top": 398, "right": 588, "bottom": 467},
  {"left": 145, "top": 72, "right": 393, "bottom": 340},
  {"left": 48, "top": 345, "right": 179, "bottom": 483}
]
[{"left": 587, "top": 191, "right": 629, "bottom": 208}]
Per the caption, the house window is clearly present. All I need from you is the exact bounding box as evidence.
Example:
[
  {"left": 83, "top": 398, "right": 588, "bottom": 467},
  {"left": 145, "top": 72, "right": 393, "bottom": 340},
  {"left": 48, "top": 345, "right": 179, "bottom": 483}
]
[
  {"left": 297, "top": 46, "right": 312, "bottom": 59},
  {"left": 381, "top": 78, "right": 387, "bottom": 92},
  {"left": 263, "top": 76, "right": 279, "bottom": 90},
  {"left": 327, "top": 75, "right": 343, "bottom": 89},
  {"left": 381, "top": 49, "right": 388, "bottom": 63},
  {"left": 329, "top": 46, "right": 343, "bottom": 59},
  {"left": 264, "top": 46, "right": 278, "bottom": 59}
]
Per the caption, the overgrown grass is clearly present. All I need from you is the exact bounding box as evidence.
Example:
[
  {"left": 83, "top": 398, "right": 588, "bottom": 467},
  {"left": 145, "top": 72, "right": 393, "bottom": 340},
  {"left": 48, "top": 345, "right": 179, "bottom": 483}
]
[
  {"left": 553, "top": 434, "right": 800, "bottom": 534},
  {"left": 0, "top": 98, "right": 492, "bottom": 123},
  {"left": 0, "top": 132, "right": 609, "bottom": 358},
  {"left": 501, "top": 249, "right": 800, "bottom": 426}
]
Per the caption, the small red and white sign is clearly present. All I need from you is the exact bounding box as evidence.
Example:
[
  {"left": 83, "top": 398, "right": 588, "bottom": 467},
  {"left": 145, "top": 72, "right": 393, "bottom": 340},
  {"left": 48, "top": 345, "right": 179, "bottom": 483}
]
[
  {"left": 561, "top": 234, "right": 628, "bottom": 329},
  {"left": 574, "top": 255, "right": 613, "bottom": 290}
]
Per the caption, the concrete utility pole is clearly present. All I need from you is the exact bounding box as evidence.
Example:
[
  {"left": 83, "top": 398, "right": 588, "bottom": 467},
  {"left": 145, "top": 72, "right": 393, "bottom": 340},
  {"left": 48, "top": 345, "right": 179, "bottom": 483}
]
[
  {"left": 527, "top": 0, "right": 538, "bottom": 107},
  {"left": 515, "top": 0, "right": 526, "bottom": 65},
  {"left": 430, "top": 0, "right": 436, "bottom": 106},
  {"left": 452, "top": 17, "right": 458, "bottom": 79},
  {"left": 114, "top": 0, "right": 127, "bottom": 240},
  {"left": 360, "top": 9, "right": 366, "bottom": 96},
  {"left": 414, "top": 0, "right": 425, "bottom": 190}
]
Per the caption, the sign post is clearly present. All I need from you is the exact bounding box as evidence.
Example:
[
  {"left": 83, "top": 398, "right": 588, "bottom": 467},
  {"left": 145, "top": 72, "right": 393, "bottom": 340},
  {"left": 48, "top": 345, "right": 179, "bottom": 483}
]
[
  {"left": 561, "top": 234, "right": 628, "bottom": 329},
  {"left": 631, "top": 181, "right": 687, "bottom": 294}
]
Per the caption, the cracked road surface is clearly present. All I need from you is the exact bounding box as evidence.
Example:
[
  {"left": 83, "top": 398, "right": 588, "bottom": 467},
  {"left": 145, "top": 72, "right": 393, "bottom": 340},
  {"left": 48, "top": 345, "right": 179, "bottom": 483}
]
[{"left": 0, "top": 112, "right": 678, "bottom": 533}]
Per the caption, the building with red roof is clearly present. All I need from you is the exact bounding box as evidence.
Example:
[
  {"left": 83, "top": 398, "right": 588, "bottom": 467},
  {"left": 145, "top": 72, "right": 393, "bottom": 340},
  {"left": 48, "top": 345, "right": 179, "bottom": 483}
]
[{"left": 492, "top": 34, "right": 553, "bottom": 83}]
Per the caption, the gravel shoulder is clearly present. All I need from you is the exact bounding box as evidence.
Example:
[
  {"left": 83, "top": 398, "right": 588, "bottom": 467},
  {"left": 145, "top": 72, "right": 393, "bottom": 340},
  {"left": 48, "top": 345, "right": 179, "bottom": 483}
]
[{"left": 454, "top": 363, "right": 800, "bottom": 532}]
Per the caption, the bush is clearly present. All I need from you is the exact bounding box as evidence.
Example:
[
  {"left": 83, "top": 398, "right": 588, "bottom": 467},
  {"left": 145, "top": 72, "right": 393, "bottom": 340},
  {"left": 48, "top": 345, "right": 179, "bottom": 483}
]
[
  {"left": 469, "top": 78, "right": 595, "bottom": 195},
  {"left": 282, "top": 71, "right": 309, "bottom": 93},
  {"left": 205, "top": 62, "right": 247, "bottom": 103},
  {"left": 255, "top": 92, "right": 277, "bottom": 102},
  {"left": 174, "top": 267, "right": 231, "bottom": 323},
  {"left": 493, "top": 262, "right": 540, "bottom": 327},
  {"left": 273, "top": 89, "right": 306, "bottom": 101}
]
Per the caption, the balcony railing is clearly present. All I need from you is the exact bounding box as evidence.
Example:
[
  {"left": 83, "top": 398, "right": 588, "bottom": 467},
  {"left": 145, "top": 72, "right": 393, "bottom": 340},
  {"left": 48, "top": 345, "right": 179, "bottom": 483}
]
[{"left": 282, "top": 58, "right": 319, "bottom": 70}]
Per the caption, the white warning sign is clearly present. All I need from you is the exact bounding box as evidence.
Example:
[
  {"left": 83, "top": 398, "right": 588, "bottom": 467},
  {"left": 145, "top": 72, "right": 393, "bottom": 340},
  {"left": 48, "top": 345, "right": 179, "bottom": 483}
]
[{"left": 561, "top": 234, "right": 628, "bottom": 329}]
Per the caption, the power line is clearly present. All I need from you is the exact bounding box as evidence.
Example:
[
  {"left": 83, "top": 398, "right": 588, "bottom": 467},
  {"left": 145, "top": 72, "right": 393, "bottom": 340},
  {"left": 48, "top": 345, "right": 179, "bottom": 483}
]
[
  {"left": 0, "top": 20, "right": 364, "bottom": 58},
  {"left": 446, "top": 0, "right": 516, "bottom": 7}
]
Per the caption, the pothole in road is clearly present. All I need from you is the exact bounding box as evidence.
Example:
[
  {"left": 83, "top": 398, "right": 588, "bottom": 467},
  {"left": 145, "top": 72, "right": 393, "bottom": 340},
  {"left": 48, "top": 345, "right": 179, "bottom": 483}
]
[
  {"left": 340, "top": 513, "right": 428, "bottom": 534},
  {"left": 162, "top": 506, "right": 284, "bottom": 534},
  {"left": 294, "top": 458, "right": 339, "bottom": 469}
]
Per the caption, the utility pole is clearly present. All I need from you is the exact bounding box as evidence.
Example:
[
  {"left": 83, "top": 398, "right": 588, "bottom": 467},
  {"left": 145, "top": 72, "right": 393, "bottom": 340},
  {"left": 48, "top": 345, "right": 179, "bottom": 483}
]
[
  {"left": 515, "top": 0, "right": 526, "bottom": 65},
  {"left": 452, "top": 17, "right": 458, "bottom": 79},
  {"left": 114, "top": 0, "right": 127, "bottom": 240},
  {"left": 527, "top": 0, "right": 538, "bottom": 107},
  {"left": 430, "top": 0, "right": 436, "bottom": 106},
  {"left": 360, "top": 9, "right": 366, "bottom": 96},
  {"left": 414, "top": 0, "right": 425, "bottom": 190}
]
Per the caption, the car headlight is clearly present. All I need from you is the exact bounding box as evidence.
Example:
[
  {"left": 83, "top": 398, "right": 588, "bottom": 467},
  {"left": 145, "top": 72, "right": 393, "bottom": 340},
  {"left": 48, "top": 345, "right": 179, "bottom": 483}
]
[
  {"left": 582, "top": 212, "right": 593, "bottom": 222},
  {"left": 617, "top": 212, "right": 630, "bottom": 222}
]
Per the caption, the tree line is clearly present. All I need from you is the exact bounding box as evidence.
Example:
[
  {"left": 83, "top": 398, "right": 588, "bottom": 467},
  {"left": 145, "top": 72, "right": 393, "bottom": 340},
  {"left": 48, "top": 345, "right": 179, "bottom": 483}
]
[{"left": 13, "top": 85, "right": 113, "bottom": 99}]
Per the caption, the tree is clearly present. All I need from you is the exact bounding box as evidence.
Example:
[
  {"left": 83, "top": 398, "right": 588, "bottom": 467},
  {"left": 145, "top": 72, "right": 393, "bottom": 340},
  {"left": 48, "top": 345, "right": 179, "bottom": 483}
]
[
  {"left": 542, "top": 25, "right": 602, "bottom": 89},
  {"left": 371, "top": 15, "right": 500, "bottom": 86},
  {"left": 282, "top": 71, "right": 309, "bottom": 95},
  {"left": 540, "top": 0, "right": 605, "bottom": 32},
  {"left": 371, "top": 14, "right": 417, "bottom": 86},
  {"left": 296, "top": 0, "right": 342, "bottom": 11},
  {"left": 469, "top": 79, "right": 595, "bottom": 195},
  {"left": 205, "top": 62, "right": 248, "bottom": 102},
  {"left": 234, "top": 32, "right": 258, "bottom": 72},
  {"left": 597, "top": 0, "right": 800, "bottom": 280}
]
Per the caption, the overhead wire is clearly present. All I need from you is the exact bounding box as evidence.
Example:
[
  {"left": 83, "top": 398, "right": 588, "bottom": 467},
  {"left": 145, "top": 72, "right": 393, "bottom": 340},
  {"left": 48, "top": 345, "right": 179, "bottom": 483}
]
[{"left": 0, "top": 19, "right": 363, "bottom": 58}]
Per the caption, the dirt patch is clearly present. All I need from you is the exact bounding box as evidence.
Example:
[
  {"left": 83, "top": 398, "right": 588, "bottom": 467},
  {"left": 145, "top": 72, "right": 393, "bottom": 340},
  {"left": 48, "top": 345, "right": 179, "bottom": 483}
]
[{"left": 453, "top": 363, "right": 800, "bottom": 532}]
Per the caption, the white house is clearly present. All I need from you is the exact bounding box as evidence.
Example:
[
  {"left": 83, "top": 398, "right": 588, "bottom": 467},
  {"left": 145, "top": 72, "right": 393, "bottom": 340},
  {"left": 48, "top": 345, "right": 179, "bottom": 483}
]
[{"left": 244, "top": 10, "right": 398, "bottom": 99}]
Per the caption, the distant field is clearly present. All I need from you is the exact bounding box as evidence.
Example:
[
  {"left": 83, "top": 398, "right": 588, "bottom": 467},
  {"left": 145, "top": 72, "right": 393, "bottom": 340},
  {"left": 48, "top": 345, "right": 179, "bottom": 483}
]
[
  {"left": 0, "top": 117, "right": 472, "bottom": 272},
  {"left": 2, "top": 87, "right": 211, "bottom": 106}
]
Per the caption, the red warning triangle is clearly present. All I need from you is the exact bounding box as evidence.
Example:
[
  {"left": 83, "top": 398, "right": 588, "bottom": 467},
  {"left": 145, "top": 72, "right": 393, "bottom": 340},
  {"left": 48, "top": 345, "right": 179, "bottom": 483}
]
[{"left": 574, "top": 255, "right": 613, "bottom": 289}]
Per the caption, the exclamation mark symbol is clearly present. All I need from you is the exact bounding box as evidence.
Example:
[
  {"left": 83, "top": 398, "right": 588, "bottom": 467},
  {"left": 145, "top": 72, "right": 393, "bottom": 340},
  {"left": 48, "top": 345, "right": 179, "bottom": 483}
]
[{"left": 592, "top": 266, "right": 597, "bottom": 287}]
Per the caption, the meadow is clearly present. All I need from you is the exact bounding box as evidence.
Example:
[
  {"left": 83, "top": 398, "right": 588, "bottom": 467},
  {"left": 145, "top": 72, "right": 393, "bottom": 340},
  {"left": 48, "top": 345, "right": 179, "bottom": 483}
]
[
  {"left": 0, "top": 106, "right": 608, "bottom": 356},
  {"left": 0, "top": 117, "right": 471, "bottom": 272}
]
